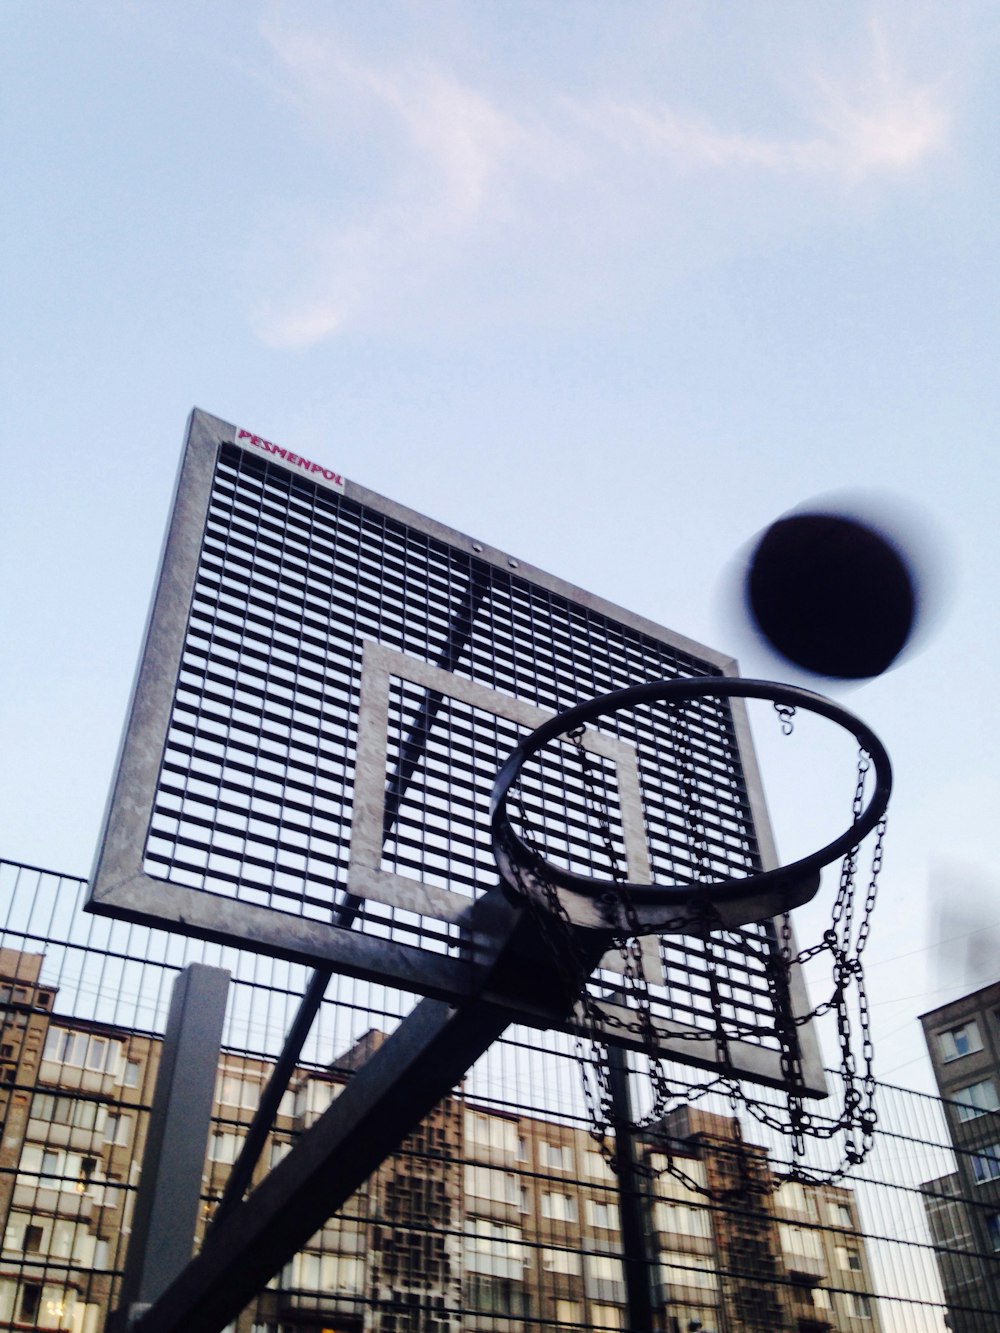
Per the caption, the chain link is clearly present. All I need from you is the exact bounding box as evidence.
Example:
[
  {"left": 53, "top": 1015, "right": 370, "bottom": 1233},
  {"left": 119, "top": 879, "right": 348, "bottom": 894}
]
[{"left": 773, "top": 702, "right": 797, "bottom": 735}]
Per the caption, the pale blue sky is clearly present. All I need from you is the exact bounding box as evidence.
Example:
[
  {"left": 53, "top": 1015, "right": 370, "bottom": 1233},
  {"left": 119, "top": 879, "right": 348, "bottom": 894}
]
[{"left": 2, "top": 2, "right": 999, "bottom": 1095}]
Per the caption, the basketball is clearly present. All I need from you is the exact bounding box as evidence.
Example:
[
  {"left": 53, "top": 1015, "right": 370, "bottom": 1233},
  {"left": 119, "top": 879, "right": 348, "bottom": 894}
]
[{"left": 744, "top": 510, "right": 918, "bottom": 679}]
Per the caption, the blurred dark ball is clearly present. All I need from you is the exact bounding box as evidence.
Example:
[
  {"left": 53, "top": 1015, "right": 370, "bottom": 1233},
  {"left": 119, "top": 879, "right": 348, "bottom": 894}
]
[{"left": 745, "top": 512, "right": 918, "bottom": 679}]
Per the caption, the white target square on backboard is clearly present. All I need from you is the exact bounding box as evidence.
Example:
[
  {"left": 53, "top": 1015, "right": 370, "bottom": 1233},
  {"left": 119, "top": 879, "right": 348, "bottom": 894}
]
[{"left": 348, "top": 639, "right": 663, "bottom": 985}]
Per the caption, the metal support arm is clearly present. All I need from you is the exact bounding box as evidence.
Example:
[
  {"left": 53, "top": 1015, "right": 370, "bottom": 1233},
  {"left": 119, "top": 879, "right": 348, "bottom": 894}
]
[{"left": 132, "top": 893, "right": 605, "bottom": 1333}]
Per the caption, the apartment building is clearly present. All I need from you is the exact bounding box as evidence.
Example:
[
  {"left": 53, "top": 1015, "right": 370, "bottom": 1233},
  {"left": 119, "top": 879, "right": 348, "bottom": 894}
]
[
  {"left": 920, "top": 982, "right": 1000, "bottom": 1329},
  {"left": 0, "top": 949, "right": 155, "bottom": 1333},
  {"left": 0, "top": 949, "right": 884, "bottom": 1333}
]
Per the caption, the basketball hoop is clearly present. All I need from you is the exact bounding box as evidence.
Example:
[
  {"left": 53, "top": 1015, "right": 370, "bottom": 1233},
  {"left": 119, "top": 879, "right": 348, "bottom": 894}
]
[
  {"left": 490, "top": 677, "right": 892, "bottom": 1194},
  {"left": 491, "top": 678, "right": 891, "bottom": 933}
]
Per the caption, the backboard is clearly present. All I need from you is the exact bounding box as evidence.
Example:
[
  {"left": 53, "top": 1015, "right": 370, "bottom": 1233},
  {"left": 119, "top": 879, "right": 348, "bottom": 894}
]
[{"left": 88, "top": 409, "right": 823, "bottom": 1093}]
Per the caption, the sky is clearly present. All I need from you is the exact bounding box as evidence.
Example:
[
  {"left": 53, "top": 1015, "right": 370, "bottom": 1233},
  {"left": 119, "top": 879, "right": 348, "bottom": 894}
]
[{"left": 2, "top": 1, "right": 999, "bottom": 1101}]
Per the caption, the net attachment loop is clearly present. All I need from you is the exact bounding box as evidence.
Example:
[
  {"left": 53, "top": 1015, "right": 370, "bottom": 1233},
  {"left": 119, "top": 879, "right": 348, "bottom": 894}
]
[{"left": 490, "top": 677, "right": 892, "bottom": 935}]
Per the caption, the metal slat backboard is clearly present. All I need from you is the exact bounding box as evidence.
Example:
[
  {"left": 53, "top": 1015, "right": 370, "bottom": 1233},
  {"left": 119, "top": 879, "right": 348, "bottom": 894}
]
[{"left": 88, "top": 409, "right": 823, "bottom": 1092}]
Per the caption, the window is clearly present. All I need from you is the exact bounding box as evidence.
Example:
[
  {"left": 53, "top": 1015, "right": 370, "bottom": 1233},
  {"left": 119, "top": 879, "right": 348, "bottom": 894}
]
[
  {"left": 847, "top": 1291, "right": 872, "bottom": 1318},
  {"left": 649, "top": 1154, "right": 707, "bottom": 1191},
  {"left": 661, "top": 1253, "right": 719, "bottom": 1291},
  {"left": 955, "top": 1079, "right": 1000, "bottom": 1121},
  {"left": 940, "top": 1021, "right": 983, "bottom": 1061},
  {"left": 105, "top": 1113, "right": 131, "bottom": 1146},
  {"left": 542, "top": 1192, "right": 577, "bottom": 1223},
  {"left": 30, "top": 1094, "right": 103, "bottom": 1132},
  {"left": 987, "top": 1214, "right": 1000, "bottom": 1252},
  {"left": 837, "top": 1246, "right": 862, "bottom": 1272},
  {"left": 972, "top": 1145, "right": 1000, "bottom": 1184},
  {"left": 85, "top": 1037, "right": 110, "bottom": 1072},
  {"left": 21, "top": 1218, "right": 97, "bottom": 1267},
  {"left": 94, "top": 1175, "right": 121, "bottom": 1210},
  {"left": 654, "top": 1201, "right": 711, "bottom": 1238},
  {"left": 465, "top": 1274, "right": 529, "bottom": 1316},
  {"left": 50, "top": 1220, "right": 85, "bottom": 1262},
  {"left": 464, "top": 1166, "right": 525, "bottom": 1209},
  {"left": 813, "top": 1287, "right": 833, "bottom": 1312},
  {"left": 43, "top": 1029, "right": 122, "bottom": 1075},
  {"left": 216, "top": 1070, "right": 262, "bottom": 1111},
  {"left": 585, "top": 1150, "right": 613, "bottom": 1179},
  {"left": 121, "top": 1060, "right": 142, "bottom": 1087},
  {"left": 465, "top": 1111, "right": 518, "bottom": 1157},
  {"left": 292, "top": 1078, "right": 338, "bottom": 1122},
  {"left": 38, "top": 1149, "right": 61, "bottom": 1185},
  {"left": 19, "top": 1283, "right": 41, "bottom": 1323},
  {"left": 293, "top": 1251, "right": 364, "bottom": 1293},
  {"left": 3, "top": 1213, "right": 35, "bottom": 1252},
  {"left": 587, "top": 1198, "right": 620, "bottom": 1230},
  {"left": 542, "top": 1247, "right": 582, "bottom": 1276},
  {"left": 17, "top": 1282, "right": 75, "bottom": 1330},
  {"left": 588, "top": 1254, "right": 624, "bottom": 1283},
  {"left": 464, "top": 1219, "right": 527, "bottom": 1278},
  {"left": 587, "top": 1255, "right": 627, "bottom": 1321},
  {"left": 47, "top": 1033, "right": 95, "bottom": 1073},
  {"left": 208, "top": 1132, "right": 242, "bottom": 1165},
  {"left": 77, "top": 1158, "right": 97, "bottom": 1194},
  {"left": 776, "top": 1180, "right": 818, "bottom": 1219},
  {"left": 780, "top": 1223, "right": 824, "bottom": 1262},
  {"left": 830, "top": 1202, "right": 854, "bottom": 1227},
  {"left": 592, "top": 1304, "right": 624, "bottom": 1329},
  {"left": 5, "top": 1215, "right": 98, "bottom": 1263},
  {"left": 555, "top": 1300, "right": 582, "bottom": 1324},
  {"left": 466, "top": 1218, "right": 523, "bottom": 1247},
  {"left": 539, "top": 1141, "right": 572, "bottom": 1171}
]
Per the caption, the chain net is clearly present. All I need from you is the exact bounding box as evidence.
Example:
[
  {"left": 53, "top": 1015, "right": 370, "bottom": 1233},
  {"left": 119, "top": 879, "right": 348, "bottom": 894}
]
[{"left": 509, "top": 702, "right": 887, "bottom": 1201}]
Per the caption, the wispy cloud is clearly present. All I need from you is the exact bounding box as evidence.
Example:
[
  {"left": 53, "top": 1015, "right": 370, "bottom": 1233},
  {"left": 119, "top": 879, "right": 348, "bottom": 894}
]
[
  {"left": 578, "top": 21, "right": 948, "bottom": 181},
  {"left": 249, "top": 15, "right": 952, "bottom": 348},
  {"left": 578, "top": 80, "right": 947, "bottom": 180},
  {"left": 812, "top": 20, "right": 951, "bottom": 180},
  {"left": 251, "top": 21, "right": 550, "bottom": 346}
]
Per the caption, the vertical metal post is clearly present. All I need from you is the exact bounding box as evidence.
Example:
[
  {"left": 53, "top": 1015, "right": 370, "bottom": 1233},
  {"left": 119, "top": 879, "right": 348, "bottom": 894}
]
[
  {"left": 607, "top": 1044, "right": 657, "bottom": 1333},
  {"left": 110, "top": 964, "right": 230, "bottom": 1330}
]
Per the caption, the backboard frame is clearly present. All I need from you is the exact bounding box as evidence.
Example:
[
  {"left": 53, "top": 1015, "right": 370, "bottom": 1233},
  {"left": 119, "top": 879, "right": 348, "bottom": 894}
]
[{"left": 88, "top": 408, "right": 825, "bottom": 1094}]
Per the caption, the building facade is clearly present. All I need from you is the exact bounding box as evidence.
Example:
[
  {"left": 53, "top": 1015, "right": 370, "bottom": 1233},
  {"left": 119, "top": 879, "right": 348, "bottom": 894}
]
[
  {"left": 920, "top": 982, "right": 1000, "bottom": 1329},
  {"left": 0, "top": 944, "right": 886, "bottom": 1333}
]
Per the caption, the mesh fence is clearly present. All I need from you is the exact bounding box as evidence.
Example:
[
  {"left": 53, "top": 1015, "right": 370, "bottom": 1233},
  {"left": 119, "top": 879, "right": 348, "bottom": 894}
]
[{"left": 0, "top": 858, "right": 996, "bottom": 1333}]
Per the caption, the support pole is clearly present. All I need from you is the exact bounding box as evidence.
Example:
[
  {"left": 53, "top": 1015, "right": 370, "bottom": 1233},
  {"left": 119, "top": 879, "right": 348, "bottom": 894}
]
[
  {"left": 110, "top": 964, "right": 230, "bottom": 1330},
  {"left": 134, "top": 993, "right": 513, "bottom": 1333},
  {"left": 607, "top": 1044, "right": 657, "bottom": 1333}
]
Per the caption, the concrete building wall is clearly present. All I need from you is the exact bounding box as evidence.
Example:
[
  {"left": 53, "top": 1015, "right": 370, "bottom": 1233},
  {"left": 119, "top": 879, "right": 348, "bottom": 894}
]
[{"left": 920, "top": 982, "right": 1000, "bottom": 1324}]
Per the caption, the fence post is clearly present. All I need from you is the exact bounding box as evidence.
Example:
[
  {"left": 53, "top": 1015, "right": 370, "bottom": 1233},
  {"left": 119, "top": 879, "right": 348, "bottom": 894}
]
[{"left": 109, "top": 963, "right": 230, "bottom": 1330}]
